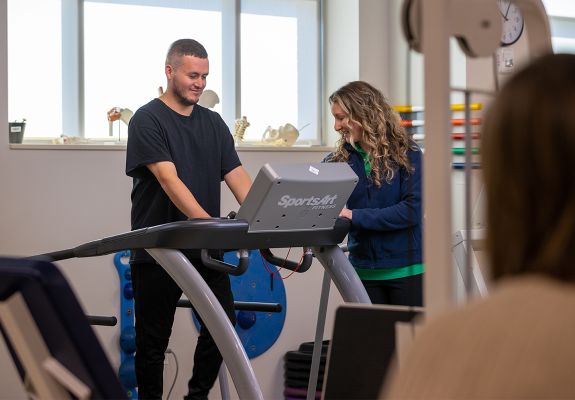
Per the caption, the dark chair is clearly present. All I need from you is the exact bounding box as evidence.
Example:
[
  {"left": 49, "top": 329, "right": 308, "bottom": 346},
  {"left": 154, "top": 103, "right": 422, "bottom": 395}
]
[
  {"left": 0, "top": 257, "right": 127, "bottom": 399},
  {"left": 322, "top": 304, "right": 423, "bottom": 400}
]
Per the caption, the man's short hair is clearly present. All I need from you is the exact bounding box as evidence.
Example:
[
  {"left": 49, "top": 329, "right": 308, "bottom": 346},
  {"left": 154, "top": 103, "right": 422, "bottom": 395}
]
[{"left": 166, "top": 39, "right": 208, "bottom": 67}]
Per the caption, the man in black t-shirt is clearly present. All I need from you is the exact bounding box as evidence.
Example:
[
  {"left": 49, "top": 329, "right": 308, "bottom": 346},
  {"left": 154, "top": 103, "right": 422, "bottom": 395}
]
[{"left": 126, "top": 38, "right": 252, "bottom": 400}]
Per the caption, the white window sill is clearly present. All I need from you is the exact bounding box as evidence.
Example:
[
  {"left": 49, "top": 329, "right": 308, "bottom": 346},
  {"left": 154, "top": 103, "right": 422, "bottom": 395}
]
[
  {"left": 9, "top": 138, "right": 128, "bottom": 150},
  {"left": 9, "top": 139, "right": 334, "bottom": 152},
  {"left": 235, "top": 143, "right": 334, "bottom": 152}
]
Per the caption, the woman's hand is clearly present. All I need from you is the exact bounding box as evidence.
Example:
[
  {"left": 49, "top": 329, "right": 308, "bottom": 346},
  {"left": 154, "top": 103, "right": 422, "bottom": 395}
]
[{"left": 339, "top": 207, "right": 352, "bottom": 220}]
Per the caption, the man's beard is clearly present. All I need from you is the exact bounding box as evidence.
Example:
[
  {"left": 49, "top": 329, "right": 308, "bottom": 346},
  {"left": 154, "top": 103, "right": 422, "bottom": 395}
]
[{"left": 173, "top": 84, "right": 199, "bottom": 107}]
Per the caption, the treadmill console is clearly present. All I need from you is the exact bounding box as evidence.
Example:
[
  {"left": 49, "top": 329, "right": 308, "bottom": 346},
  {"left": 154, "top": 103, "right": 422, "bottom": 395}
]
[{"left": 236, "top": 163, "right": 358, "bottom": 233}]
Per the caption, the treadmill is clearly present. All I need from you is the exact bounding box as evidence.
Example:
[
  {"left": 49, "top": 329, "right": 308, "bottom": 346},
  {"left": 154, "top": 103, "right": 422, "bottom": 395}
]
[{"left": 30, "top": 162, "right": 371, "bottom": 400}]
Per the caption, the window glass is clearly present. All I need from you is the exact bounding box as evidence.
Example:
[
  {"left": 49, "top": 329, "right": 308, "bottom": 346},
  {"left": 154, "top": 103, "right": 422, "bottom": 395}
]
[
  {"left": 84, "top": 0, "right": 222, "bottom": 139},
  {"left": 543, "top": 0, "right": 575, "bottom": 54},
  {"left": 552, "top": 37, "right": 575, "bottom": 52},
  {"left": 8, "top": 0, "right": 63, "bottom": 138},
  {"left": 547, "top": 16, "right": 575, "bottom": 54},
  {"left": 240, "top": 0, "right": 319, "bottom": 144},
  {"left": 543, "top": 0, "right": 575, "bottom": 18}
]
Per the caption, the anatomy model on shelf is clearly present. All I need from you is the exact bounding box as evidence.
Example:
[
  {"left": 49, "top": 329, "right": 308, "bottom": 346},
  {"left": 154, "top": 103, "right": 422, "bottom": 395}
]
[
  {"left": 234, "top": 116, "right": 251, "bottom": 144},
  {"left": 107, "top": 107, "right": 134, "bottom": 141},
  {"left": 261, "top": 123, "right": 299, "bottom": 146}
]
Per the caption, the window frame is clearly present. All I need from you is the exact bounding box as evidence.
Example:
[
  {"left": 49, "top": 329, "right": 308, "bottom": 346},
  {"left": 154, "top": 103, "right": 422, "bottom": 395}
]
[
  {"left": 7, "top": 0, "right": 324, "bottom": 146},
  {"left": 548, "top": 15, "right": 575, "bottom": 53}
]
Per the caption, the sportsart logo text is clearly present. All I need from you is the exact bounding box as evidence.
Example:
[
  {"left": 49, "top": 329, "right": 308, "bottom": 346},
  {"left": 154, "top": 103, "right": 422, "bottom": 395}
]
[{"left": 277, "top": 194, "right": 338, "bottom": 210}]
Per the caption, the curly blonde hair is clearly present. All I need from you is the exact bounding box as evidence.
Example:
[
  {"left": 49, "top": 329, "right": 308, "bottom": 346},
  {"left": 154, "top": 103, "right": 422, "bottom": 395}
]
[{"left": 328, "top": 81, "right": 414, "bottom": 186}]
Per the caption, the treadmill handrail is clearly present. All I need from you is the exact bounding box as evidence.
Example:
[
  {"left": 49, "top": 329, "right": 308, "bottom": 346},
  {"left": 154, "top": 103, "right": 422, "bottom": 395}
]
[
  {"left": 29, "top": 218, "right": 350, "bottom": 262},
  {"left": 260, "top": 247, "right": 313, "bottom": 273},
  {"left": 200, "top": 249, "right": 249, "bottom": 276}
]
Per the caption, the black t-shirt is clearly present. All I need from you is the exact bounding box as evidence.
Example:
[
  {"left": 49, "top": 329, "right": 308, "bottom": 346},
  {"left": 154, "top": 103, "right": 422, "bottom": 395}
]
[{"left": 126, "top": 98, "right": 241, "bottom": 263}]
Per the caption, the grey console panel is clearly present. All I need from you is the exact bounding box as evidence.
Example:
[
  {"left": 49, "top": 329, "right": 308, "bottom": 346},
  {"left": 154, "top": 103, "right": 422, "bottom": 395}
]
[{"left": 236, "top": 163, "right": 358, "bottom": 233}]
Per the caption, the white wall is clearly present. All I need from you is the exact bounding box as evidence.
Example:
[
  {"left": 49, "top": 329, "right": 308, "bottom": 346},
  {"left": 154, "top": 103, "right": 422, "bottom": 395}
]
[
  {"left": 323, "top": 0, "right": 398, "bottom": 145},
  {"left": 323, "top": 0, "right": 360, "bottom": 146}
]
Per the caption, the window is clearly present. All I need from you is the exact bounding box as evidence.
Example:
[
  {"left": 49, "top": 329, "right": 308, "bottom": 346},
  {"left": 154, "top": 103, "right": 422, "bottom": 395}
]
[
  {"left": 549, "top": 17, "right": 575, "bottom": 53},
  {"left": 240, "top": 0, "right": 319, "bottom": 144},
  {"left": 83, "top": 1, "right": 223, "bottom": 140},
  {"left": 7, "top": 0, "right": 63, "bottom": 138},
  {"left": 543, "top": 0, "right": 575, "bottom": 54},
  {"left": 7, "top": 0, "right": 321, "bottom": 145}
]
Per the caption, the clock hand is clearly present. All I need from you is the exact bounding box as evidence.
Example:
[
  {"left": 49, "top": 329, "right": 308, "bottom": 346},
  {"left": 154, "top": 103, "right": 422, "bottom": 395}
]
[
  {"left": 497, "top": 0, "right": 510, "bottom": 21},
  {"left": 503, "top": 1, "right": 512, "bottom": 20}
]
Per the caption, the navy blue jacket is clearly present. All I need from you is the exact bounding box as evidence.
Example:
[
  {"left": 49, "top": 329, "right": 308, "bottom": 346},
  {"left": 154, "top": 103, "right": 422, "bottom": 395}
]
[{"left": 332, "top": 143, "right": 423, "bottom": 269}]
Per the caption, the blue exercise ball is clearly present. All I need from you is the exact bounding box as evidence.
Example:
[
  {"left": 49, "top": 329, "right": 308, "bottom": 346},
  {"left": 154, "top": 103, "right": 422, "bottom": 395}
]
[
  {"left": 118, "top": 356, "right": 137, "bottom": 389},
  {"left": 237, "top": 310, "right": 257, "bottom": 329},
  {"left": 123, "top": 282, "right": 134, "bottom": 299},
  {"left": 120, "top": 326, "right": 137, "bottom": 354}
]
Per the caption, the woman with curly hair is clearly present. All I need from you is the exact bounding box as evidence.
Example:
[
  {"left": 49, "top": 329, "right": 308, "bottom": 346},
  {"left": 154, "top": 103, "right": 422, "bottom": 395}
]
[{"left": 326, "top": 81, "right": 423, "bottom": 306}]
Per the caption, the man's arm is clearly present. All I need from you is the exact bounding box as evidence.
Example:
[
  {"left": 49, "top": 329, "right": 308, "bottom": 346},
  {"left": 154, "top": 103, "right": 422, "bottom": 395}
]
[
  {"left": 147, "top": 161, "right": 211, "bottom": 218},
  {"left": 224, "top": 165, "right": 252, "bottom": 205}
]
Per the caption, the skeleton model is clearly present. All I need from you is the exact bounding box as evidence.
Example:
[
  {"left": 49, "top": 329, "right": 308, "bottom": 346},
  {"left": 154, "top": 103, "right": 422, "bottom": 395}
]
[
  {"left": 261, "top": 123, "right": 299, "bottom": 146},
  {"left": 234, "top": 116, "right": 250, "bottom": 144}
]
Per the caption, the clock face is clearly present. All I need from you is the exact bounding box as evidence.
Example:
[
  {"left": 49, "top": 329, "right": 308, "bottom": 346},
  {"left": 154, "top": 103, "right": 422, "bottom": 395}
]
[{"left": 497, "top": 0, "right": 524, "bottom": 46}]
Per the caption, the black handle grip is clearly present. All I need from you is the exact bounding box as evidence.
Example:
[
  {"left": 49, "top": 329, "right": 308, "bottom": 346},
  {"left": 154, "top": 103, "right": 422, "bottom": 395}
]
[
  {"left": 200, "top": 249, "right": 249, "bottom": 276},
  {"left": 260, "top": 247, "right": 313, "bottom": 273},
  {"left": 177, "top": 299, "right": 282, "bottom": 313},
  {"left": 234, "top": 301, "right": 282, "bottom": 312},
  {"left": 87, "top": 315, "right": 118, "bottom": 326}
]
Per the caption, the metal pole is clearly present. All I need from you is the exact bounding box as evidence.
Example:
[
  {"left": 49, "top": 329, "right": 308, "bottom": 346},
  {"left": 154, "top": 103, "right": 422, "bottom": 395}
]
[
  {"left": 422, "top": 0, "right": 453, "bottom": 314},
  {"left": 218, "top": 364, "right": 231, "bottom": 400},
  {"left": 312, "top": 245, "right": 371, "bottom": 304},
  {"left": 306, "top": 271, "right": 331, "bottom": 400},
  {"left": 463, "top": 90, "right": 473, "bottom": 298}
]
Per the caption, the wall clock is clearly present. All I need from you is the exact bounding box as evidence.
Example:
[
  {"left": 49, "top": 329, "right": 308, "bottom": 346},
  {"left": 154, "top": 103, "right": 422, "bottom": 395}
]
[{"left": 498, "top": 0, "right": 524, "bottom": 46}]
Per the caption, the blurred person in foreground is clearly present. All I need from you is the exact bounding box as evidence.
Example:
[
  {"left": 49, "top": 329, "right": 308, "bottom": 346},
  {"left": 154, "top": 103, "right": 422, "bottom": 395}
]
[{"left": 383, "top": 53, "right": 575, "bottom": 399}]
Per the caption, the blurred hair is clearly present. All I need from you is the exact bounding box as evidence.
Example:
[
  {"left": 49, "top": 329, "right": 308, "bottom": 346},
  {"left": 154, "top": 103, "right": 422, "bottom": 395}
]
[
  {"left": 329, "top": 81, "right": 415, "bottom": 186},
  {"left": 166, "top": 39, "right": 208, "bottom": 68},
  {"left": 482, "top": 53, "right": 575, "bottom": 282}
]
